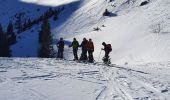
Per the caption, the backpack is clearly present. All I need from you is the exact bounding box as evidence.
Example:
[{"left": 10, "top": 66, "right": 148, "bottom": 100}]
[
  {"left": 87, "top": 41, "right": 94, "bottom": 50},
  {"left": 72, "top": 40, "right": 79, "bottom": 48},
  {"left": 107, "top": 44, "right": 112, "bottom": 52}
]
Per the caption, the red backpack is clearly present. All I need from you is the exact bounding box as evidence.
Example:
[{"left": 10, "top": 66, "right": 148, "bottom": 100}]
[{"left": 107, "top": 44, "right": 112, "bottom": 52}]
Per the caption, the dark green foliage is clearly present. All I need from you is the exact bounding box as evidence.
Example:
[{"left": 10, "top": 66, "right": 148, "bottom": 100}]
[
  {"left": 7, "top": 22, "right": 14, "bottom": 35},
  {"left": 7, "top": 22, "right": 16, "bottom": 45},
  {"left": 15, "top": 7, "right": 63, "bottom": 34},
  {"left": 15, "top": 13, "right": 23, "bottom": 33},
  {"left": 38, "top": 44, "right": 49, "bottom": 58},
  {"left": 0, "top": 24, "right": 11, "bottom": 57},
  {"left": 37, "top": 8, "right": 40, "bottom": 12},
  {"left": 23, "top": 20, "right": 27, "bottom": 31},
  {"left": 27, "top": 18, "right": 32, "bottom": 29},
  {"left": 38, "top": 19, "right": 53, "bottom": 58},
  {"left": 39, "top": 19, "right": 52, "bottom": 43},
  {"left": 53, "top": 12, "right": 58, "bottom": 21}
]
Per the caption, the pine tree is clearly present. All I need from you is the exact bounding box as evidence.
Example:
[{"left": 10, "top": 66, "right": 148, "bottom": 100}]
[
  {"left": 38, "top": 19, "right": 53, "bottom": 58},
  {"left": 7, "top": 22, "right": 14, "bottom": 35},
  {"left": 0, "top": 24, "right": 11, "bottom": 57},
  {"left": 7, "top": 22, "right": 16, "bottom": 45},
  {"left": 23, "top": 20, "right": 27, "bottom": 31},
  {"left": 27, "top": 18, "right": 32, "bottom": 29},
  {"left": 15, "top": 13, "right": 22, "bottom": 33},
  {"left": 0, "top": 24, "right": 4, "bottom": 44},
  {"left": 53, "top": 12, "right": 58, "bottom": 21}
]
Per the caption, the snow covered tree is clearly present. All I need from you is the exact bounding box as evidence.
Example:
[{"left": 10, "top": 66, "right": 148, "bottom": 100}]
[{"left": 38, "top": 19, "right": 53, "bottom": 58}]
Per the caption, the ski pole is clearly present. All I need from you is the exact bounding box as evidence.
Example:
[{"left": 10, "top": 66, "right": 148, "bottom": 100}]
[
  {"left": 67, "top": 46, "right": 70, "bottom": 60},
  {"left": 97, "top": 49, "right": 102, "bottom": 62}
]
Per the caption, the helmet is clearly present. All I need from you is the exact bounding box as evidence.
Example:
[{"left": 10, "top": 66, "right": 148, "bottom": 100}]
[
  {"left": 102, "top": 42, "right": 106, "bottom": 45},
  {"left": 60, "top": 37, "right": 63, "bottom": 40},
  {"left": 83, "top": 38, "right": 86, "bottom": 41}
]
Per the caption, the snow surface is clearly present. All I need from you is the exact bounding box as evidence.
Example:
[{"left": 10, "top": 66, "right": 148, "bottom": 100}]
[{"left": 0, "top": 58, "right": 170, "bottom": 100}]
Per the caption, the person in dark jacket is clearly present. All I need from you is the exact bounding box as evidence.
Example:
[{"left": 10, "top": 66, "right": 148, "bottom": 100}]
[
  {"left": 87, "top": 39, "right": 94, "bottom": 63},
  {"left": 57, "top": 38, "right": 64, "bottom": 58},
  {"left": 102, "top": 42, "right": 112, "bottom": 63},
  {"left": 79, "top": 38, "right": 88, "bottom": 61},
  {"left": 69, "top": 38, "right": 79, "bottom": 60}
]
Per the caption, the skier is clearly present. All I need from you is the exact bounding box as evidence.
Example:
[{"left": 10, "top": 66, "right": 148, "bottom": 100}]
[
  {"left": 69, "top": 38, "right": 79, "bottom": 60},
  {"left": 103, "top": 9, "right": 110, "bottom": 16},
  {"left": 87, "top": 39, "right": 94, "bottom": 63},
  {"left": 57, "top": 38, "right": 65, "bottom": 58},
  {"left": 101, "top": 42, "right": 112, "bottom": 64},
  {"left": 79, "top": 38, "right": 88, "bottom": 61}
]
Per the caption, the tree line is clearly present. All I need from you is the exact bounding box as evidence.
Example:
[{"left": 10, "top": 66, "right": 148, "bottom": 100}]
[
  {"left": 15, "top": 7, "right": 64, "bottom": 34},
  {"left": 0, "top": 22, "right": 16, "bottom": 57},
  {"left": 0, "top": 7, "right": 64, "bottom": 57}
]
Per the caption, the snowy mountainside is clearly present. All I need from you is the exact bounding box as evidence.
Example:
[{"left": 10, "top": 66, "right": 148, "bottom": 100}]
[
  {"left": 0, "top": 0, "right": 48, "bottom": 26},
  {"left": 0, "top": 0, "right": 48, "bottom": 57},
  {"left": 56, "top": 0, "right": 170, "bottom": 64},
  {"left": 0, "top": 0, "right": 80, "bottom": 57}
]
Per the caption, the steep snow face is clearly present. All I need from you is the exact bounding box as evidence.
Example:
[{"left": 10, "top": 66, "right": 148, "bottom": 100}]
[
  {"left": 55, "top": 0, "right": 107, "bottom": 36},
  {"left": 20, "top": 0, "right": 80, "bottom": 7},
  {"left": 55, "top": 0, "right": 170, "bottom": 64}
]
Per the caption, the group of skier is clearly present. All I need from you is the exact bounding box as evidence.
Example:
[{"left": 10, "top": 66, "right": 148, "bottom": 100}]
[{"left": 56, "top": 37, "right": 112, "bottom": 64}]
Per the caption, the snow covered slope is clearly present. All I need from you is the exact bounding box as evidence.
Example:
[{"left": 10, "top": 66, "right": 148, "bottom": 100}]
[
  {"left": 0, "top": 58, "right": 170, "bottom": 100},
  {"left": 55, "top": 0, "right": 170, "bottom": 64}
]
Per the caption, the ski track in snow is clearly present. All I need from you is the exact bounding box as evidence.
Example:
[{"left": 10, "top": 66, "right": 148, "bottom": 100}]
[{"left": 0, "top": 58, "right": 170, "bottom": 100}]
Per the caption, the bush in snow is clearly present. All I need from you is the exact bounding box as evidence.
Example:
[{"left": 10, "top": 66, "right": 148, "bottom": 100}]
[{"left": 140, "top": 0, "right": 150, "bottom": 6}]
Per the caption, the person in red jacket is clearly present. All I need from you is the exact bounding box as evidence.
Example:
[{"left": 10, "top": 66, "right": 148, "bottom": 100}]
[{"left": 87, "top": 39, "right": 94, "bottom": 63}]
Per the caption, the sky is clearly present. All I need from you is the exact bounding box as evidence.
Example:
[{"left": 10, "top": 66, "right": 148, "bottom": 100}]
[{"left": 20, "top": 0, "right": 80, "bottom": 6}]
